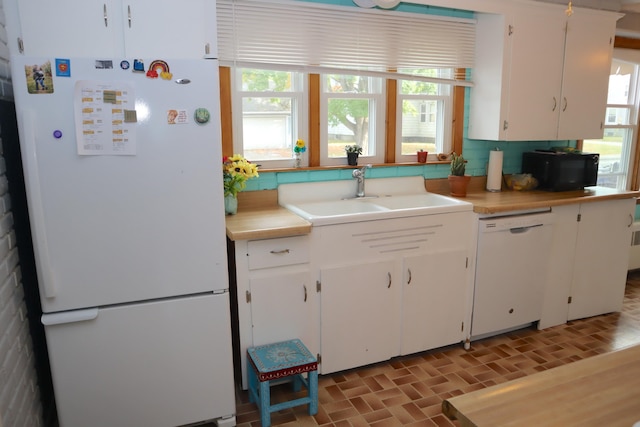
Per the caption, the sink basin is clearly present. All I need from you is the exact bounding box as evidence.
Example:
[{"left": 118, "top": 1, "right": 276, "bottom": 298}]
[
  {"left": 278, "top": 177, "right": 473, "bottom": 225},
  {"left": 286, "top": 199, "right": 388, "bottom": 217},
  {"left": 372, "top": 193, "right": 470, "bottom": 210}
]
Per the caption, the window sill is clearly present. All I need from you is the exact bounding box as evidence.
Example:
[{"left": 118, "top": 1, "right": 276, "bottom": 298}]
[{"left": 259, "top": 161, "right": 451, "bottom": 173}]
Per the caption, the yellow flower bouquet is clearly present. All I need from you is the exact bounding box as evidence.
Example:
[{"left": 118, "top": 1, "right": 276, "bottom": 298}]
[{"left": 223, "top": 154, "right": 259, "bottom": 198}]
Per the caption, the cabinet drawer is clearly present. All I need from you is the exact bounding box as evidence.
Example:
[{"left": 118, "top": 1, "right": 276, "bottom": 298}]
[{"left": 247, "top": 236, "right": 310, "bottom": 270}]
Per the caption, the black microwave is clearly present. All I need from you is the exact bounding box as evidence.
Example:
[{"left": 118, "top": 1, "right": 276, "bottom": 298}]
[{"left": 522, "top": 150, "right": 599, "bottom": 191}]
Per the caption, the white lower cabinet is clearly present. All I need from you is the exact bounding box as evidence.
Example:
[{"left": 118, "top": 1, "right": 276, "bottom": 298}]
[
  {"left": 320, "top": 260, "right": 398, "bottom": 374},
  {"left": 233, "top": 235, "right": 316, "bottom": 389},
  {"left": 315, "top": 212, "right": 474, "bottom": 374},
  {"left": 540, "top": 198, "right": 635, "bottom": 328},
  {"left": 400, "top": 250, "right": 468, "bottom": 355},
  {"left": 568, "top": 199, "right": 635, "bottom": 320}
]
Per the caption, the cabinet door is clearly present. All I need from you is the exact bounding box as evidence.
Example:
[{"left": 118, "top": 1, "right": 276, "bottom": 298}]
[
  {"left": 401, "top": 249, "right": 467, "bottom": 355},
  {"left": 558, "top": 11, "right": 616, "bottom": 140},
  {"left": 249, "top": 270, "right": 315, "bottom": 352},
  {"left": 503, "top": 4, "right": 565, "bottom": 141},
  {"left": 121, "top": 0, "right": 216, "bottom": 59},
  {"left": 15, "top": 0, "right": 122, "bottom": 56},
  {"left": 320, "top": 260, "right": 397, "bottom": 374},
  {"left": 569, "top": 199, "right": 635, "bottom": 320}
]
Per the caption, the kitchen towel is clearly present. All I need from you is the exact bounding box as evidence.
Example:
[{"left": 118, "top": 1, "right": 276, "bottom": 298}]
[{"left": 486, "top": 149, "right": 503, "bottom": 192}]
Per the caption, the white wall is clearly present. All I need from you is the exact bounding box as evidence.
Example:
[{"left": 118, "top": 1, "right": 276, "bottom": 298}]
[{"left": 0, "top": 1, "right": 44, "bottom": 426}]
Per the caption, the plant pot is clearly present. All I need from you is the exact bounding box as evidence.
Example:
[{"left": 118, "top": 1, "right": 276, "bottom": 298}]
[
  {"left": 417, "top": 151, "right": 428, "bottom": 163},
  {"left": 448, "top": 175, "right": 471, "bottom": 197},
  {"left": 347, "top": 152, "right": 359, "bottom": 166},
  {"left": 224, "top": 194, "right": 238, "bottom": 215}
]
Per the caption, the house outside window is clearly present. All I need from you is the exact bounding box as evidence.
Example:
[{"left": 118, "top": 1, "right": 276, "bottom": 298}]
[
  {"left": 396, "top": 69, "right": 453, "bottom": 161},
  {"left": 233, "top": 67, "right": 307, "bottom": 168},
  {"left": 583, "top": 59, "right": 639, "bottom": 190}
]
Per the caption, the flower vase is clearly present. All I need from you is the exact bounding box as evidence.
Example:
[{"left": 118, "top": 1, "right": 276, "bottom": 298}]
[
  {"left": 294, "top": 152, "right": 302, "bottom": 168},
  {"left": 224, "top": 194, "right": 238, "bottom": 215}
]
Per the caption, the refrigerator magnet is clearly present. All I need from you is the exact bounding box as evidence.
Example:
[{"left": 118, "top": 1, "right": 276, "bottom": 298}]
[
  {"left": 55, "top": 59, "right": 71, "bottom": 77},
  {"left": 194, "top": 108, "right": 210, "bottom": 124},
  {"left": 167, "top": 109, "right": 188, "bottom": 125},
  {"left": 26, "top": 60, "right": 53, "bottom": 94}
]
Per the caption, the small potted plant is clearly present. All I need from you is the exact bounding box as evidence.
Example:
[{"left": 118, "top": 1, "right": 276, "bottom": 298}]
[
  {"left": 417, "top": 149, "right": 428, "bottom": 163},
  {"left": 345, "top": 145, "right": 363, "bottom": 166},
  {"left": 448, "top": 152, "right": 471, "bottom": 197}
]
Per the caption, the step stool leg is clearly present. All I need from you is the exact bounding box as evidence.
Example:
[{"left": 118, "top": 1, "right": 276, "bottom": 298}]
[
  {"left": 309, "top": 370, "right": 318, "bottom": 416},
  {"left": 247, "top": 359, "right": 257, "bottom": 404},
  {"left": 292, "top": 374, "right": 302, "bottom": 392},
  {"left": 259, "top": 380, "right": 272, "bottom": 427}
]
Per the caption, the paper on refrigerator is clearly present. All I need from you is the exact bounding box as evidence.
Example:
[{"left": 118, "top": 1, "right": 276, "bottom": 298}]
[{"left": 74, "top": 80, "right": 137, "bottom": 155}]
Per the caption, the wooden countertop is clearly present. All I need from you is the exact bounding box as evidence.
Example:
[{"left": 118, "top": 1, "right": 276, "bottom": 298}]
[
  {"left": 225, "top": 206, "right": 312, "bottom": 241},
  {"left": 461, "top": 186, "right": 640, "bottom": 214},
  {"left": 225, "top": 190, "right": 312, "bottom": 241},
  {"left": 226, "top": 185, "right": 639, "bottom": 241},
  {"left": 442, "top": 344, "right": 640, "bottom": 427}
]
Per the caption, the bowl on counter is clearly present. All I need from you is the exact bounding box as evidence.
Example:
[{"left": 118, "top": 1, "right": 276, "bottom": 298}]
[{"left": 505, "top": 174, "right": 538, "bottom": 191}]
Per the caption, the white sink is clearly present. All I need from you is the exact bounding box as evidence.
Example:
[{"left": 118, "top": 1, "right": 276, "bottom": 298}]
[{"left": 279, "top": 176, "right": 473, "bottom": 226}]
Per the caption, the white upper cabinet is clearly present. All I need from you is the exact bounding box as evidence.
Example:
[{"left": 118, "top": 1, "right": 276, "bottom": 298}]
[
  {"left": 12, "top": 0, "right": 217, "bottom": 58},
  {"left": 468, "top": 4, "right": 619, "bottom": 141}
]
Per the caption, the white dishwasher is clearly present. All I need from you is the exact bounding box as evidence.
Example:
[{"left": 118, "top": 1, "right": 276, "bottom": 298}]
[{"left": 471, "top": 210, "right": 554, "bottom": 339}]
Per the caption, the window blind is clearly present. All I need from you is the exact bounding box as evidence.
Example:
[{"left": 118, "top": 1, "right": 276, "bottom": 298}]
[{"left": 217, "top": 0, "right": 475, "bottom": 84}]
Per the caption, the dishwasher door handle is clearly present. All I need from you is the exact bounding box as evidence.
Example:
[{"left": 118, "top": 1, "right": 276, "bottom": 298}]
[{"left": 510, "top": 224, "right": 543, "bottom": 234}]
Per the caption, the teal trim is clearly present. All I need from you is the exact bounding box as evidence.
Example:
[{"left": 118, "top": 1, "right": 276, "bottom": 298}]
[{"left": 296, "top": 0, "right": 474, "bottom": 18}]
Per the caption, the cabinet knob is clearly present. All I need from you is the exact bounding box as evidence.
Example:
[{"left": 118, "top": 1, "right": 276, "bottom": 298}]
[{"left": 509, "top": 308, "right": 514, "bottom": 314}]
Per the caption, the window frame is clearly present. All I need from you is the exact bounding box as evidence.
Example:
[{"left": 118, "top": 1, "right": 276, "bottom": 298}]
[
  {"left": 319, "top": 72, "right": 386, "bottom": 167},
  {"left": 220, "top": 66, "right": 467, "bottom": 169},
  {"left": 231, "top": 66, "right": 308, "bottom": 169}
]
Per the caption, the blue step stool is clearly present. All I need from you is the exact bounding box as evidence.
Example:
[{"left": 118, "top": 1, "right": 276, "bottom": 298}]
[{"left": 247, "top": 339, "right": 318, "bottom": 427}]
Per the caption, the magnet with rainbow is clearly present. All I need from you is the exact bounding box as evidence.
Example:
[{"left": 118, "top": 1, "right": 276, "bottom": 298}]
[{"left": 146, "top": 60, "right": 173, "bottom": 80}]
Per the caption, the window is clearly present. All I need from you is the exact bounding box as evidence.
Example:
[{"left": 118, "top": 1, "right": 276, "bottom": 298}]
[
  {"left": 583, "top": 59, "right": 639, "bottom": 190},
  {"left": 320, "top": 73, "right": 385, "bottom": 166},
  {"left": 218, "top": 0, "right": 475, "bottom": 167},
  {"left": 232, "top": 67, "right": 307, "bottom": 168},
  {"left": 396, "top": 69, "right": 453, "bottom": 162}
]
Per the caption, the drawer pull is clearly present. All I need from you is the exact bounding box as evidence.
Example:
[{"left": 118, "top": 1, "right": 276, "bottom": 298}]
[
  {"left": 270, "top": 249, "right": 290, "bottom": 255},
  {"left": 407, "top": 268, "right": 412, "bottom": 285},
  {"left": 303, "top": 285, "right": 307, "bottom": 302},
  {"left": 387, "top": 272, "right": 392, "bottom": 288}
]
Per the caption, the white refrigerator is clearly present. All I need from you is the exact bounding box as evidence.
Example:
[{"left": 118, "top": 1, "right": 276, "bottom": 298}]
[{"left": 10, "top": 56, "right": 236, "bottom": 427}]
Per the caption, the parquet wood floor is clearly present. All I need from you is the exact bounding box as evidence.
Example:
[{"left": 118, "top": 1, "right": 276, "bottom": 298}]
[{"left": 228, "top": 272, "right": 640, "bottom": 427}]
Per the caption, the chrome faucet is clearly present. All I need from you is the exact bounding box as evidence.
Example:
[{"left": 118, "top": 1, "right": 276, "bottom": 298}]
[{"left": 352, "top": 164, "right": 372, "bottom": 198}]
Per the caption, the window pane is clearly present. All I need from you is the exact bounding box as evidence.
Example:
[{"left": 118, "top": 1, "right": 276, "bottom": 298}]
[
  {"left": 242, "top": 97, "right": 293, "bottom": 160},
  {"left": 400, "top": 100, "right": 438, "bottom": 155},
  {"left": 327, "top": 98, "right": 371, "bottom": 157},
  {"left": 325, "top": 75, "right": 373, "bottom": 94},
  {"left": 241, "top": 69, "right": 294, "bottom": 92},
  {"left": 605, "top": 107, "right": 631, "bottom": 125},
  {"left": 584, "top": 128, "right": 627, "bottom": 189}
]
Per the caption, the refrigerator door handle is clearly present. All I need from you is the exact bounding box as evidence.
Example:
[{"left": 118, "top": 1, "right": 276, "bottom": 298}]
[
  {"left": 22, "top": 109, "right": 57, "bottom": 298},
  {"left": 42, "top": 308, "right": 99, "bottom": 326}
]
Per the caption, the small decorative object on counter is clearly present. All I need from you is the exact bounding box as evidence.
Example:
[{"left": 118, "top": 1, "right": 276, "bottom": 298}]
[
  {"left": 417, "top": 149, "right": 428, "bottom": 163},
  {"left": 505, "top": 174, "right": 538, "bottom": 191},
  {"left": 223, "top": 154, "right": 259, "bottom": 215},
  {"left": 448, "top": 152, "right": 471, "bottom": 197},
  {"left": 293, "top": 139, "right": 306, "bottom": 168},
  {"left": 345, "top": 144, "right": 362, "bottom": 166}
]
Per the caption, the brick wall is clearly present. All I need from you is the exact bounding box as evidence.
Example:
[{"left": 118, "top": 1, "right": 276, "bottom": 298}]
[{"left": 0, "top": 1, "right": 45, "bottom": 426}]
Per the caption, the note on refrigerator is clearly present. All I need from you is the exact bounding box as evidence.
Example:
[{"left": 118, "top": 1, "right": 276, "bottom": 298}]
[{"left": 74, "top": 80, "right": 137, "bottom": 156}]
